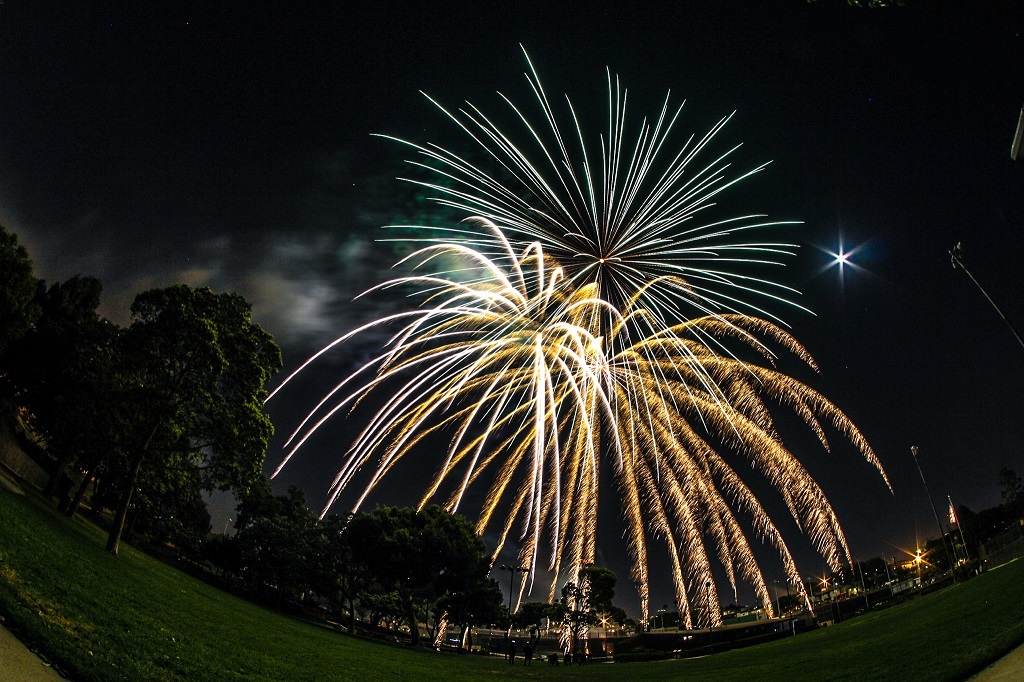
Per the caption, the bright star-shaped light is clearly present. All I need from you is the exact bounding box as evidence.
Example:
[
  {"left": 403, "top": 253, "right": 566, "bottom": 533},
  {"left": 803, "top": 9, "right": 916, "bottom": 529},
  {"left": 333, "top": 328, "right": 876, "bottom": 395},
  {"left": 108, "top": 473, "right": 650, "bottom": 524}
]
[
  {"left": 815, "top": 236, "right": 868, "bottom": 284},
  {"left": 832, "top": 247, "right": 851, "bottom": 268},
  {"left": 825, "top": 239, "right": 858, "bottom": 274}
]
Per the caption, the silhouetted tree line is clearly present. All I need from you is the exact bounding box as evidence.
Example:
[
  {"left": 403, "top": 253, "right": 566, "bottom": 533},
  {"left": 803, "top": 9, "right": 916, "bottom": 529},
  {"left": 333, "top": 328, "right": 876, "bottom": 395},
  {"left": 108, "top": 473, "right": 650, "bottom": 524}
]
[
  {"left": 0, "top": 223, "right": 281, "bottom": 555},
  {"left": 201, "top": 484, "right": 503, "bottom": 648},
  {"left": 1, "top": 223, "right": 520, "bottom": 648}
]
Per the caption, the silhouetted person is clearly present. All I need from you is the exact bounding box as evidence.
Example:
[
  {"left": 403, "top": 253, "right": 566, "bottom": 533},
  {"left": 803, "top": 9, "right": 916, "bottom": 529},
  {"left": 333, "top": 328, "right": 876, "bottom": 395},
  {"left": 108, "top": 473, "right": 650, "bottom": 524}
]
[
  {"left": 548, "top": 652, "right": 559, "bottom": 666},
  {"left": 507, "top": 639, "right": 516, "bottom": 665},
  {"left": 523, "top": 641, "right": 534, "bottom": 666},
  {"left": 564, "top": 650, "right": 572, "bottom": 666}
]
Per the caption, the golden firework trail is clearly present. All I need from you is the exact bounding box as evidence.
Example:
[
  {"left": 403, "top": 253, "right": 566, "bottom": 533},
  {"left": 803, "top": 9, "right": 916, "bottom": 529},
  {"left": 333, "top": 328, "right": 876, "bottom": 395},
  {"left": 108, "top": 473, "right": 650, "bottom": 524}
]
[
  {"left": 270, "top": 54, "right": 891, "bottom": 626},
  {"left": 271, "top": 223, "right": 619, "bottom": 591}
]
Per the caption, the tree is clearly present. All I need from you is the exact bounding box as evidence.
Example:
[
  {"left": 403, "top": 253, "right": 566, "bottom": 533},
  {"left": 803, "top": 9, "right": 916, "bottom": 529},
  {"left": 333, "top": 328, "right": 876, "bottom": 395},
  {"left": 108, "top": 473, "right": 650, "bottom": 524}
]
[
  {"left": 232, "top": 484, "right": 319, "bottom": 604},
  {"left": 0, "top": 224, "right": 40, "bottom": 410},
  {"left": 128, "top": 465, "right": 212, "bottom": 555},
  {"left": 560, "top": 564, "right": 617, "bottom": 657},
  {"left": 3, "top": 276, "right": 114, "bottom": 497},
  {"left": 346, "top": 505, "right": 498, "bottom": 647},
  {"left": 0, "top": 224, "right": 39, "bottom": 358},
  {"left": 513, "top": 601, "right": 553, "bottom": 631},
  {"left": 434, "top": 574, "right": 503, "bottom": 650},
  {"left": 309, "top": 513, "right": 365, "bottom": 633},
  {"left": 998, "top": 466, "right": 1024, "bottom": 519},
  {"left": 105, "top": 285, "right": 281, "bottom": 554}
]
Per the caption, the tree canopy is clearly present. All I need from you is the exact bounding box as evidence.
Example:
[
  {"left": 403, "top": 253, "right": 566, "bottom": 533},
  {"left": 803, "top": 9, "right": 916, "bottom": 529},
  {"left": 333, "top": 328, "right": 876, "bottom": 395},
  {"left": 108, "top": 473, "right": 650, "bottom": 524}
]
[
  {"left": 559, "top": 564, "right": 618, "bottom": 656},
  {"left": 106, "top": 284, "right": 282, "bottom": 554},
  {"left": 345, "top": 504, "right": 499, "bottom": 646},
  {"left": 0, "top": 224, "right": 40, "bottom": 382},
  {"left": 4, "top": 276, "right": 115, "bottom": 497}
]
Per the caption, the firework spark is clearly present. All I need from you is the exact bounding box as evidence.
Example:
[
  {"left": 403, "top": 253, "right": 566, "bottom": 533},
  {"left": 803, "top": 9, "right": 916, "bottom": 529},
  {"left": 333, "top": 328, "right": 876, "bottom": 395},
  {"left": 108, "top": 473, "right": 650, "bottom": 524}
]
[
  {"left": 271, "top": 54, "right": 890, "bottom": 626},
  {"left": 271, "top": 223, "right": 618, "bottom": 590},
  {"left": 377, "top": 47, "right": 809, "bottom": 331}
]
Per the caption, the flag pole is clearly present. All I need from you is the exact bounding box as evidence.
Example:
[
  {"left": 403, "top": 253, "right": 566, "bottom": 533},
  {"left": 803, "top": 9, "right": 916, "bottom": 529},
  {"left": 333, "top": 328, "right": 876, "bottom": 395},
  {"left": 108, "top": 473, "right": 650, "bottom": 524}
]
[{"left": 948, "top": 495, "right": 970, "bottom": 563}]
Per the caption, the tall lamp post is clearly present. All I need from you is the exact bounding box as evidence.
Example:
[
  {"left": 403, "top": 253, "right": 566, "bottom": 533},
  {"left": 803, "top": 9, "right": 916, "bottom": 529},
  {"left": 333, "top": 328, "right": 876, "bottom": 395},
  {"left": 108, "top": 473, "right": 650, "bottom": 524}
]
[
  {"left": 910, "top": 446, "right": 956, "bottom": 580},
  {"left": 499, "top": 564, "right": 529, "bottom": 653},
  {"left": 950, "top": 243, "right": 1024, "bottom": 352},
  {"left": 706, "top": 580, "right": 714, "bottom": 649}
]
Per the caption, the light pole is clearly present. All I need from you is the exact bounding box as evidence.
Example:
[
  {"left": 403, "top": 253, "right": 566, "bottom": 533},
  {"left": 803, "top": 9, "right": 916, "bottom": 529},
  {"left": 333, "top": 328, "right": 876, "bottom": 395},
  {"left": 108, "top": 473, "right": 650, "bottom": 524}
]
[
  {"left": 706, "top": 580, "right": 714, "bottom": 649},
  {"left": 950, "top": 243, "right": 1024, "bottom": 352},
  {"left": 499, "top": 564, "right": 528, "bottom": 654},
  {"left": 857, "top": 560, "right": 870, "bottom": 611},
  {"left": 910, "top": 446, "right": 956, "bottom": 580},
  {"left": 771, "top": 580, "right": 782, "bottom": 618}
]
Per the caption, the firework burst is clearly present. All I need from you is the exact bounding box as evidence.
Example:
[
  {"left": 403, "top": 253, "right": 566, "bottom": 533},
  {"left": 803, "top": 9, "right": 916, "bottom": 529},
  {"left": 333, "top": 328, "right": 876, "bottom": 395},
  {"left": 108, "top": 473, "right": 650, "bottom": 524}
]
[
  {"left": 271, "top": 54, "right": 890, "bottom": 626},
  {"left": 377, "top": 47, "right": 808, "bottom": 331},
  {"left": 271, "top": 222, "right": 618, "bottom": 590}
]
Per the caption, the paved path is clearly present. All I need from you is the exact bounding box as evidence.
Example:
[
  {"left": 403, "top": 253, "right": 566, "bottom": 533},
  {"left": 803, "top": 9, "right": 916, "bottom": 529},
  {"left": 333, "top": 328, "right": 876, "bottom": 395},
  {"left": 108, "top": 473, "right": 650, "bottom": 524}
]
[
  {"left": 0, "top": 622, "right": 64, "bottom": 680},
  {"left": 0, "top": 465, "right": 26, "bottom": 495},
  {"left": 969, "top": 640, "right": 1024, "bottom": 681},
  {"left": 2, "top": 475, "right": 62, "bottom": 679}
]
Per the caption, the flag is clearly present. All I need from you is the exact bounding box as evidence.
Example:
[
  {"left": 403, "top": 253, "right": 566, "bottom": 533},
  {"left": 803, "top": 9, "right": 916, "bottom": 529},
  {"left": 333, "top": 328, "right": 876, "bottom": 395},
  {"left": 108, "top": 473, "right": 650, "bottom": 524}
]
[{"left": 948, "top": 499, "right": 958, "bottom": 525}]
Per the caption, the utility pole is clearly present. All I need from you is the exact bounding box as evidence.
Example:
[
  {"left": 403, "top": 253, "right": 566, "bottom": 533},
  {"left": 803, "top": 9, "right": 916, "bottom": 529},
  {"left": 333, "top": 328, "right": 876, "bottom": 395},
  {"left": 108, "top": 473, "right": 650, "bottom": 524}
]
[
  {"left": 950, "top": 243, "right": 1024, "bottom": 353},
  {"left": 499, "top": 564, "right": 529, "bottom": 656},
  {"left": 910, "top": 446, "right": 957, "bottom": 581}
]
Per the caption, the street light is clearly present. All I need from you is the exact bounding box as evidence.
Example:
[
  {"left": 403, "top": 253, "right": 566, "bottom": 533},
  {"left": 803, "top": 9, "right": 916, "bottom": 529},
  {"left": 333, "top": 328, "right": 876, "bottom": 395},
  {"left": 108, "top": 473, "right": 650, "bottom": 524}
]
[
  {"left": 910, "top": 446, "right": 957, "bottom": 580},
  {"left": 499, "top": 564, "right": 529, "bottom": 654},
  {"left": 706, "top": 580, "right": 715, "bottom": 649},
  {"left": 949, "top": 243, "right": 1024, "bottom": 352}
]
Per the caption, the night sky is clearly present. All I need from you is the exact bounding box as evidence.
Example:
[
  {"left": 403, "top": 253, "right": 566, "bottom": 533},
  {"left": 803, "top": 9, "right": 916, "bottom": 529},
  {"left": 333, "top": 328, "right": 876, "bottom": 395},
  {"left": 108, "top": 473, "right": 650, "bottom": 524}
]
[{"left": 2, "top": 1, "right": 1022, "bottom": 614}]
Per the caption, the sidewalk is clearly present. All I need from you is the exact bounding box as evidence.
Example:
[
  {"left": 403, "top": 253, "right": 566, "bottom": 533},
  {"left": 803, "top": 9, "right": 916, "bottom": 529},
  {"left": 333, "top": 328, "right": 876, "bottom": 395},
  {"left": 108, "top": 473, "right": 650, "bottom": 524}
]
[
  {"left": 0, "top": 464, "right": 26, "bottom": 495},
  {"left": 969, "top": 640, "right": 1024, "bottom": 681},
  {"left": 0, "top": 621, "right": 64, "bottom": 681},
  {"left": 1, "top": 471, "right": 63, "bottom": 679}
]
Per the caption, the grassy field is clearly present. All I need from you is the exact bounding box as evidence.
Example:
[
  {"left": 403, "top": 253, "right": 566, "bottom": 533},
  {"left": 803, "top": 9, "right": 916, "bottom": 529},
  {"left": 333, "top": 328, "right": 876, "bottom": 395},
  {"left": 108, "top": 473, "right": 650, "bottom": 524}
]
[{"left": 2, "top": 486, "right": 1024, "bottom": 681}]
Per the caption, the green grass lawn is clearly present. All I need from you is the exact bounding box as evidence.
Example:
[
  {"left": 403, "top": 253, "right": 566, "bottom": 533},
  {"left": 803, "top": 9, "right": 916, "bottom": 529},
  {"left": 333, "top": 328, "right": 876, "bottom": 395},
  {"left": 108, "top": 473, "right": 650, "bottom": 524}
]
[{"left": 2, "top": 486, "right": 1023, "bottom": 681}]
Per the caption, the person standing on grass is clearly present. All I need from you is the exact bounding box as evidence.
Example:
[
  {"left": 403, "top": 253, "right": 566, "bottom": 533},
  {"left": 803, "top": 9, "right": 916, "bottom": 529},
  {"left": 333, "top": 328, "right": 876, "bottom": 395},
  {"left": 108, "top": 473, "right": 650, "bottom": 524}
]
[
  {"left": 508, "top": 639, "right": 516, "bottom": 664},
  {"left": 523, "top": 640, "right": 533, "bottom": 666}
]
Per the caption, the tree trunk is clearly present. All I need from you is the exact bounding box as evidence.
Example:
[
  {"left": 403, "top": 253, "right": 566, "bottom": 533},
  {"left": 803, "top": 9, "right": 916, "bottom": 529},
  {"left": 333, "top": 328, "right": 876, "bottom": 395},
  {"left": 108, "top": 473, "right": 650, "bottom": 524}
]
[
  {"left": 64, "top": 471, "right": 93, "bottom": 518},
  {"left": 106, "top": 447, "right": 147, "bottom": 554},
  {"left": 403, "top": 595, "right": 420, "bottom": 646},
  {"left": 43, "top": 449, "right": 75, "bottom": 498},
  {"left": 107, "top": 418, "right": 163, "bottom": 554}
]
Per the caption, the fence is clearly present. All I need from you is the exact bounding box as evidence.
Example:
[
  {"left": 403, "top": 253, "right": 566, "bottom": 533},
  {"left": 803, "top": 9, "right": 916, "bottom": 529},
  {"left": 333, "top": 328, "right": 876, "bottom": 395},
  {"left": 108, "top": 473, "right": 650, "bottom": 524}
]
[
  {"left": 980, "top": 521, "right": 1024, "bottom": 568},
  {"left": 0, "top": 434, "right": 50, "bottom": 490}
]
